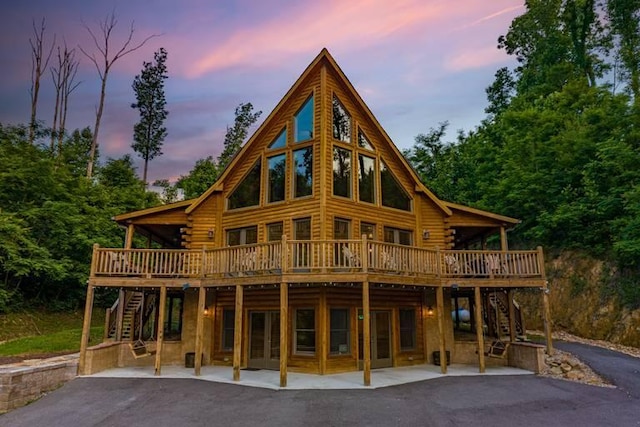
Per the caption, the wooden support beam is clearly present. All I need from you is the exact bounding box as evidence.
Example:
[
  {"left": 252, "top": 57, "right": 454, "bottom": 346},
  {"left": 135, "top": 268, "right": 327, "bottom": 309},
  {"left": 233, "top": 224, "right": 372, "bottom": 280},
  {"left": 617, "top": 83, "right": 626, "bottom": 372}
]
[
  {"left": 319, "top": 287, "right": 327, "bottom": 375},
  {"left": 125, "top": 224, "right": 134, "bottom": 249},
  {"left": 500, "top": 227, "right": 508, "bottom": 251},
  {"left": 154, "top": 286, "right": 167, "bottom": 376},
  {"left": 542, "top": 289, "right": 553, "bottom": 355},
  {"left": 194, "top": 286, "right": 206, "bottom": 376},
  {"left": 508, "top": 289, "right": 516, "bottom": 343},
  {"left": 233, "top": 284, "right": 244, "bottom": 381},
  {"left": 115, "top": 289, "right": 125, "bottom": 341},
  {"left": 436, "top": 286, "right": 447, "bottom": 374},
  {"left": 422, "top": 289, "right": 429, "bottom": 365},
  {"left": 474, "top": 287, "right": 486, "bottom": 373},
  {"left": 78, "top": 285, "right": 95, "bottom": 375},
  {"left": 362, "top": 281, "right": 371, "bottom": 386},
  {"left": 279, "top": 282, "right": 288, "bottom": 388}
]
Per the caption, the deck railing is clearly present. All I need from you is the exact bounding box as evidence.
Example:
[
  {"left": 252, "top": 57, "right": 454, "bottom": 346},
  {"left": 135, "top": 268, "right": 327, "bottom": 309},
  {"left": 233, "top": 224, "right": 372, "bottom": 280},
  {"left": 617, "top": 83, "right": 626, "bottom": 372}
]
[{"left": 92, "top": 240, "right": 543, "bottom": 281}]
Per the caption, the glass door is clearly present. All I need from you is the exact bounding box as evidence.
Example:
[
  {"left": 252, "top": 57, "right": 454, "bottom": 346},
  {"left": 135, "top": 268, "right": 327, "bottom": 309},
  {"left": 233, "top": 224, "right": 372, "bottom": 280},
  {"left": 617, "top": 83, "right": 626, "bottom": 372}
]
[
  {"left": 248, "top": 311, "right": 280, "bottom": 370},
  {"left": 358, "top": 309, "right": 393, "bottom": 369}
]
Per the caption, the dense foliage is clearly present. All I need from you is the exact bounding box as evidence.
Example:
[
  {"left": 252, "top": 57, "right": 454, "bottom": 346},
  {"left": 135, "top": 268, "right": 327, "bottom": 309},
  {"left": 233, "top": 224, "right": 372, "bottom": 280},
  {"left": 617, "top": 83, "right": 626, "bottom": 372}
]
[
  {"left": 405, "top": 0, "right": 640, "bottom": 305},
  {"left": 0, "top": 124, "right": 158, "bottom": 312}
]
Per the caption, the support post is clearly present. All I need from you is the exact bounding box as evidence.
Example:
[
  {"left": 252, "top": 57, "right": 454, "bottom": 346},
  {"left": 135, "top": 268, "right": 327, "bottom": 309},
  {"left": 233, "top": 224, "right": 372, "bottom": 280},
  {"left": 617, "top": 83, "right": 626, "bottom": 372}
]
[
  {"left": 233, "top": 284, "right": 244, "bottom": 381},
  {"left": 279, "top": 282, "right": 288, "bottom": 387},
  {"left": 125, "top": 224, "right": 134, "bottom": 249},
  {"left": 474, "top": 287, "right": 486, "bottom": 373},
  {"left": 154, "top": 286, "right": 167, "bottom": 376},
  {"left": 115, "top": 289, "right": 125, "bottom": 341},
  {"left": 195, "top": 286, "right": 206, "bottom": 376},
  {"left": 507, "top": 289, "right": 516, "bottom": 342},
  {"left": 500, "top": 227, "right": 508, "bottom": 251},
  {"left": 78, "top": 285, "right": 95, "bottom": 375},
  {"left": 422, "top": 289, "right": 430, "bottom": 364},
  {"left": 319, "top": 287, "right": 327, "bottom": 374},
  {"left": 542, "top": 288, "right": 553, "bottom": 355},
  {"left": 436, "top": 286, "right": 447, "bottom": 374},
  {"left": 362, "top": 281, "right": 371, "bottom": 386}
]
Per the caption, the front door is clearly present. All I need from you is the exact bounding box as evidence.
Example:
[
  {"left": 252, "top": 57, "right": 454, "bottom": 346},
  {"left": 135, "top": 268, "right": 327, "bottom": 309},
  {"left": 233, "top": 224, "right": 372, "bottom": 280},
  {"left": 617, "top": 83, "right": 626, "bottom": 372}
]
[
  {"left": 358, "top": 310, "right": 393, "bottom": 369},
  {"left": 248, "top": 311, "right": 280, "bottom": 370}
]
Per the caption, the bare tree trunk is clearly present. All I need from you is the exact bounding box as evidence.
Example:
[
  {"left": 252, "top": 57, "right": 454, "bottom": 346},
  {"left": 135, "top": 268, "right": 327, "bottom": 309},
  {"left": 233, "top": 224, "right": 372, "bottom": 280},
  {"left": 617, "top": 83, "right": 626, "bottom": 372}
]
[
  {"left": 50, "top": 47, "right": 63, "bottom": 153},
  {"left": 29, "top": 18, "right": 55, "bottom": 145},
  {"left": 59, "top": 49, "right": 80, "bottom": 152},
  {"left": 79, "top": 12, "right": 158, "bottom": 179}
]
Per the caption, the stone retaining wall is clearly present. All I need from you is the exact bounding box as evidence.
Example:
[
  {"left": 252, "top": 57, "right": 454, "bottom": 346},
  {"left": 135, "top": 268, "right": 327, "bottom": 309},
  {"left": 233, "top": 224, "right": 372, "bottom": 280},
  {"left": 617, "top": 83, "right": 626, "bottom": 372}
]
[{"left": 0, "top": 355, "right": 78, "bottom": 413}]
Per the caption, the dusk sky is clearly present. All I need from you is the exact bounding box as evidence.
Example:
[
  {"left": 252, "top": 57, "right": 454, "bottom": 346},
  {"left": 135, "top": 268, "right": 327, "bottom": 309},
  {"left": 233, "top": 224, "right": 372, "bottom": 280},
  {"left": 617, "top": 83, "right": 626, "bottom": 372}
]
[{"left": 0, "top": 0, "right": 524, "bottom": 184}]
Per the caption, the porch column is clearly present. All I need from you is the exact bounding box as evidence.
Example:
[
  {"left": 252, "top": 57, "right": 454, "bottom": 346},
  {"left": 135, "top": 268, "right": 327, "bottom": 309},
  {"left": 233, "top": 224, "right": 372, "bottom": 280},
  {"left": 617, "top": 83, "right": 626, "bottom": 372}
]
[
  {"left": 474, "top": 287, "right": 486, "bottom": 373},
  {"left": 436, "top": 286, "right": 447, "bottom": 374},
  {"left": 542, "top": 288, "right": 554, "bottom": 355},
  {"left": 507, "top": 289, "right": 516, "bottom": 342},
  {"left": 115, "top": 289, "right": 125, "bottom": 341},
  {"left": 362, "top": 281, "right": 371, "bottom": 386},
  {"left": 319, "top": 287, "right": 327, "bottom": 375},
  {"left": 422, "top": 289, "right": 429, "bottom": 365},
  {"left": 125, "top": 224, "right": 135, "bottom": 249},
  {"left": 500, "top": 227, "right": 508, "bottom": 251},
  {"left": 78, "top": 285, "right": 95, "bottom": 375},
  {"left": 194, "top": 286, "right": 206, "bottom": 376},
  {"left": 233, "top": 284, "right": 244, "bottom": 381},
  {"left": 280, "top": 282, "right": 288, "bottom": 387},
  {"left": 154, "top": 286, "right": 167, "bottom": 376}
]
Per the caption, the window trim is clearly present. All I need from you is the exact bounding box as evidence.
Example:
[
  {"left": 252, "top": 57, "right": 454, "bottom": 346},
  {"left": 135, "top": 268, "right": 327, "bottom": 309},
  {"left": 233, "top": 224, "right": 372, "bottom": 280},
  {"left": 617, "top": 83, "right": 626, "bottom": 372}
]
[{"left": 227, "top": 225, "right": 258, "bottom": 246}]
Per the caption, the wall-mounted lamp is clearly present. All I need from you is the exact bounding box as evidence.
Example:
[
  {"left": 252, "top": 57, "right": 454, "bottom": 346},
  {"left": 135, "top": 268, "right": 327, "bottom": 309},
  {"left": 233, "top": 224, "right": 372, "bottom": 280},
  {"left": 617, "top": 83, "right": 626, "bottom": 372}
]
[
  {"left": 426, "top": 306, "right": 435, "bottom": 317},
  {"left": 208, "top": 228, "right": 215, "bottom": 239},
  {"left": 422, "top": 229, "right": 430, "bottom": 240},
  {"left": 203, "top": 306, "right": 211, "bottom": 317}
]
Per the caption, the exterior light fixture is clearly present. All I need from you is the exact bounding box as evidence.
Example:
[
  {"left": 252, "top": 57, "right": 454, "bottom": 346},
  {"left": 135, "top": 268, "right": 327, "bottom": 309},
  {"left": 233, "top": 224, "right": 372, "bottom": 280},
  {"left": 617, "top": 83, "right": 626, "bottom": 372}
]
[
  {"left": 422, "top": 229, "right": 430, "bottom": 239},
  {"left": 208, "top": 228, "right": 214, "bottom": 239},
  {"left": 427, "top": 306, "right": 435, "bottom": 316}
]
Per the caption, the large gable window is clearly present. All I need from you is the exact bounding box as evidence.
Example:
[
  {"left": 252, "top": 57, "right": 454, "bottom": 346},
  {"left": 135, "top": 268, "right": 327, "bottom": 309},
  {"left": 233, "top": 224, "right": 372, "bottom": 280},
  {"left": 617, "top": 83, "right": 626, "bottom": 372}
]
[
  {"left": 295, "top": 95, "right": 314, "bottom": 142},
  {"left": 228, "top": 159, "right": 261, "bottom": 210},
  {"left": 358, "top": 154, "right": 376, "bottom": 204},
  {"left": 380, "top": 161, "right": 411, "bottom": 211},
  {"left": 333, "top": 95, "right": 351, "bottom": 143},
  {"left": 333, "top": 147, "right": 352, "bottom": 198},
  {"left": 267, "top": 153, "right": 286, "bottom": 203},
  {"left": 293, "top": 147, "right": 313, "bottom": 197},
  {"left": 269, "top": 128, "right": 287, "bottom": 149},
  {"left": 357, "top": 128, "right": 374, "bottom": 151}
]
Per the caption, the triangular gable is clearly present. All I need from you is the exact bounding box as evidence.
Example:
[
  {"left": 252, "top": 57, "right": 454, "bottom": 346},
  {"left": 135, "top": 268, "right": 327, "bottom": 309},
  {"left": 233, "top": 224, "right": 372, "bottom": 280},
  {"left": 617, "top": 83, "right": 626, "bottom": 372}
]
[
  {"left": 186, "top": 48, "right": 452, "bottom": 216},
  {"left": 444, "top": 201, "right": 520, "bottom": 227}
]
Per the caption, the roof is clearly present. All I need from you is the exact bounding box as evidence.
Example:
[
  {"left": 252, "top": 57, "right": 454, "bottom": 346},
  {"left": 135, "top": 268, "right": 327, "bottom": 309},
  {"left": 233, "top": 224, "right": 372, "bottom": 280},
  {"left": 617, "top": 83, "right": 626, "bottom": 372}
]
[
  {"left": 444, "top": 201, "right": 520, "bottom": 226},
  {"left": 113, "top": 198, "right": 195, "bottom": 223}
]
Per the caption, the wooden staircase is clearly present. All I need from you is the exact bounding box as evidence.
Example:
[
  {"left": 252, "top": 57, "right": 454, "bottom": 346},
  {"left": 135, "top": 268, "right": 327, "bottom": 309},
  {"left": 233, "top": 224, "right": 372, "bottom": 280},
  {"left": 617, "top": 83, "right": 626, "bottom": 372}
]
[
  {"left": 106, "top": 291, "right": 144, "bottom": 340},
  {"left": 487, "top": 291, "right": 525, "bottom": 339}
]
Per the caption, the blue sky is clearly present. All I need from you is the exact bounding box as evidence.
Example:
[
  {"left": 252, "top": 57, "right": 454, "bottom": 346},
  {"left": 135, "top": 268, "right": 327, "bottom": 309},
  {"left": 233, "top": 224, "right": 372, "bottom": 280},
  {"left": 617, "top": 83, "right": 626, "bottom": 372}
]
[{"left": 0, "top": 0, "right": 524, "bottom": 183}]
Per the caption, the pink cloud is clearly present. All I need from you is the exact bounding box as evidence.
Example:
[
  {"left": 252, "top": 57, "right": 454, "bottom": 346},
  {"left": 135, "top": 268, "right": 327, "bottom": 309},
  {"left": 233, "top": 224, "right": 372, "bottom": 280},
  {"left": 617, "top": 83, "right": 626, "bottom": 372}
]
[
  {"left": 443, "top": 45, "right": 510, "bottom": 71},
  {"left": 186, "top": 0, "right": 448, "bottom": 78}
]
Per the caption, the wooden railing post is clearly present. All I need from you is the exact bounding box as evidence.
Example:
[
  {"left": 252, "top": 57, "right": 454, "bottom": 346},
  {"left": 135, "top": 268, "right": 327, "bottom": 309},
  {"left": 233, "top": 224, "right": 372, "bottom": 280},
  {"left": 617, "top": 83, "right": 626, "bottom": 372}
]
[
  {"left": 281, "top": 234, "right": 288, "bottom": 274},
  {"left": 78, "top": 284, "right": 95, "bottom": 375},
  {"left": 201, "top": 245, "right": 207, "bottom": 278},
  {"left": 436, "top": 286, "right": 447, "bottom": 374},
  {"left": 361, "top": 234, "right": 368, "bottom": 273},
  {"left": 435, "top": 247, "right": 442, "bottom": 278}
]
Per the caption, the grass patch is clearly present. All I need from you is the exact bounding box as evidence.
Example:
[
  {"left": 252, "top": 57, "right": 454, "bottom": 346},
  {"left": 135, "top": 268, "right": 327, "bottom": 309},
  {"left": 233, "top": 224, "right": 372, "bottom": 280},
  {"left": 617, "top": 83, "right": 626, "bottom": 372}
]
[{"left": 0, "top": 326, "right": 103, "bottom": 356}]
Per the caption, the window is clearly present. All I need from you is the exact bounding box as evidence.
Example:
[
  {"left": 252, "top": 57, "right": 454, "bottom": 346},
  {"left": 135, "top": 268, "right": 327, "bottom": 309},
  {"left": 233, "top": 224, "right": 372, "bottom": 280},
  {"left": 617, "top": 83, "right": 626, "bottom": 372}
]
[
  {"left": 267, "top": 222, "right": 283, "bottom": 241},
  {"left": 330, "top": 308, "right": 350, "bottom": 354},
  {"left": 227, "top": 226, "right": 258, "bottom": 246},
  {"left": 228, "top": 159, "right": 261, "bottom": 209},
  {"left": 222, "top": 309, "right": 235, "bottom": 351},
  {"left": 268, "top": 153, "right": 286, "bottom": 203},
  {"left": 293, "top": 147, "right": 313, "bottom": 197},
  {"left": 269, "top": 128, "right": 287, "bottom": 149},
  {"left": 358, "top": 154, "right": 376, "bottom": 204},
  {"left": 333, "top": 146, "right": 351, "bottom": 198},
  {"left": 384, "top": 227, "right": 412, "bottom": 245},
  {"left": 294, "top": 218, "right": 311, "bottom": 240},
  {"left": 360, "top": 222, "right": 376, "bottom": 240},
  {"left": 380, "top": 161, "right": 411, "bottom": 211},
  {"left": 399, "top": 308, "right": 416, "bottom": 350},
  {"left": 164, "top": 293, "right": 184, "bottom": 341},
  {"left": 295, "top": 95, "right": 314, "bottom": 142},
  {"left": 334, "top": 218, "right": 350, "bottom": 239},
  {"left": 294, "top": 308, "right": 316, "bottom": 354},
  {"left": 293, "top": 218, "right": 311, "bottom": 268},
  {"left": 333, "top": 96, "right": 351, "bottom": 143},
  {"left": 358, "top": 128, "right": 374, "bottom": 151},
  {"left": 334, "top": 218, "right": 351, "bottom": 267}
]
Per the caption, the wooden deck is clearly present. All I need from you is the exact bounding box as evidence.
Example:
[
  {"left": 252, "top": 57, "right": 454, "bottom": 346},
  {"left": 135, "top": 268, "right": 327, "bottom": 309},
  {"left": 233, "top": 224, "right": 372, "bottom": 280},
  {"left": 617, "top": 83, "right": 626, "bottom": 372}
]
[{"left": 89, "top": 239, "right": 546, "bottom": 288}]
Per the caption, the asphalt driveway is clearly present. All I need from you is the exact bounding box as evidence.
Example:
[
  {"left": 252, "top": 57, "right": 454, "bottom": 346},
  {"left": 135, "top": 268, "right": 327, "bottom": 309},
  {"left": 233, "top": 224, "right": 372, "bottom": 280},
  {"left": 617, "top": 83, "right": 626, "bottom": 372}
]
[{"left": 1, "top": 343, "right": 638, "bottom": 427}]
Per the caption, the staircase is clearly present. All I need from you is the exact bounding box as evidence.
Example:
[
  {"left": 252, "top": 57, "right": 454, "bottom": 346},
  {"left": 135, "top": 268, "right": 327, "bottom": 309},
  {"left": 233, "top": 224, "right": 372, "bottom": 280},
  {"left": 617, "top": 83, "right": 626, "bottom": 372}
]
[
  {"left": 487, "top": 291, "right": 525, "bottom": 339},
  {"left": 107, "top": 291, "right": 144, "bottom": 340}
]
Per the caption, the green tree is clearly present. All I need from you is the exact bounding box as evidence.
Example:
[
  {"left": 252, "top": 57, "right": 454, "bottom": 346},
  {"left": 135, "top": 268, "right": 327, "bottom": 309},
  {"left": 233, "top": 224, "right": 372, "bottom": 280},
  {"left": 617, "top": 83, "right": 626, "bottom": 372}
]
[
  {"left": 217, "top": 102, "right": 262, "bottom": 171},
  {"left": 607, "top": 0, "right": 640, "bottom": 104},
  {"left": 131, "top": 47, "right": 169, "bottom": 184},
  {"left": 176, "top": 156, "right": 219, "bottom": 199}
]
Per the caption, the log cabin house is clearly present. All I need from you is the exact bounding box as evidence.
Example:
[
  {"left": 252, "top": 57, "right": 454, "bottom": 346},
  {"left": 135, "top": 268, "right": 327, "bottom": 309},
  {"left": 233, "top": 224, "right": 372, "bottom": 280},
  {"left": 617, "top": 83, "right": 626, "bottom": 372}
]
[{"left": 79, "top": 49, "right": 552, "bottom": 386}]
